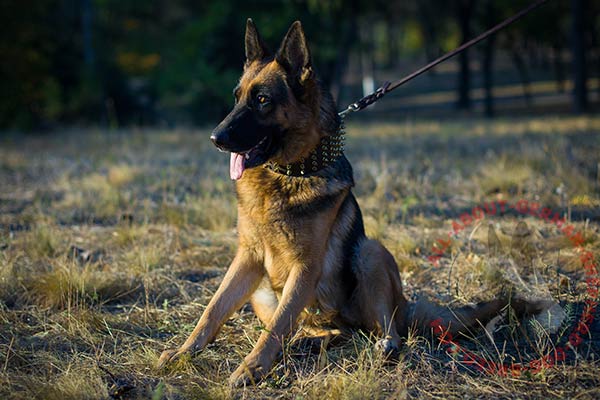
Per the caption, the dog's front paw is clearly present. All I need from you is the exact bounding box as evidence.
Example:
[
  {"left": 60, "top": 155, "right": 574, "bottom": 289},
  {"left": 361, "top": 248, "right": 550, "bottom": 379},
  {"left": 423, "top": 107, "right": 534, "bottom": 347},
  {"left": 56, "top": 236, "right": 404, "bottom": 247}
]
[
  {"left": 156, "top": 348, "right": 189, "bottom": 370},
  {"left": 229, "top": 362, "right": 267, "bottom": 388}
]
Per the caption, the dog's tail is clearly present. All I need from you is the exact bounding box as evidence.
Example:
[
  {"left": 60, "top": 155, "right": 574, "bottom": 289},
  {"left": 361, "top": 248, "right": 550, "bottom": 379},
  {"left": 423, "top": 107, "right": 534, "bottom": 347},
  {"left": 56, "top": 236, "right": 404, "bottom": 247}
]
[{"left": 407, "top": 294, "right": 553, "bottom": 339}]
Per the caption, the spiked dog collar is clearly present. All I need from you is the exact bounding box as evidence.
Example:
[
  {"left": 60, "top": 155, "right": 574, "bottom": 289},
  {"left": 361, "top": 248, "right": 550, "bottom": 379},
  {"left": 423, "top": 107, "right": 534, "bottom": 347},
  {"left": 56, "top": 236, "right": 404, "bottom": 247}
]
[{"left": 264, "top": 121, "right": 346, "bottom": 177}]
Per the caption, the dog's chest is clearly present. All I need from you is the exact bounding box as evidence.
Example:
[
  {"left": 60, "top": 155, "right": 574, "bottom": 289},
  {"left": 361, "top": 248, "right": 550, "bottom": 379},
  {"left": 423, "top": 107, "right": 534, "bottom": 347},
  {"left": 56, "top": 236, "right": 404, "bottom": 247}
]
[
  {"left": 235, "top": 166, "right": 354, "bottom": 287},
  {"left": 237, "top": 171, "right": 325, "bottom": 223}
]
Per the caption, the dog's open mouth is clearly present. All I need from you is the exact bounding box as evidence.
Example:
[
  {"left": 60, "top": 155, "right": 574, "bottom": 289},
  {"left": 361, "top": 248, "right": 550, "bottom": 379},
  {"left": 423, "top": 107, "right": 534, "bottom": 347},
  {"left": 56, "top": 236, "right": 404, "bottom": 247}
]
[{"left": 230, "top": 136, "right": 270, "bottom": 180}]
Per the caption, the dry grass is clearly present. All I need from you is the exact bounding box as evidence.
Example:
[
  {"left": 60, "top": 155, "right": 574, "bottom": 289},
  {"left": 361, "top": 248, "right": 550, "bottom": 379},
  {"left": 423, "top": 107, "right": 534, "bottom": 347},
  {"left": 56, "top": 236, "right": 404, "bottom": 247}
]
[{"left": 0, "top": 116, "right": 599, "bottom": 399}]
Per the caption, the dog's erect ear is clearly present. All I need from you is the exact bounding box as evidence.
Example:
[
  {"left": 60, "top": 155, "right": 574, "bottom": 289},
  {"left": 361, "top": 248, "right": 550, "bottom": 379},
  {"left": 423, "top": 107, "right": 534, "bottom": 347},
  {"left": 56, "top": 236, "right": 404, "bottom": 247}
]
[
  {"left": 276, "top": 21, "right": 313, "bottom": 82},
  {"left": 245, "top": 18, "right": 269, "bottom": 63}
]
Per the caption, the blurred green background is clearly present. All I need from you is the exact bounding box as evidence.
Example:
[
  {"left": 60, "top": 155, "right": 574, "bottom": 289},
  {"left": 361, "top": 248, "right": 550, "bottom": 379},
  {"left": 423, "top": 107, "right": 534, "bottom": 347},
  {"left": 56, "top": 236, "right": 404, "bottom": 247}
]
[{"left": 1, "top": 0, "right": 598, "bottom": 130}]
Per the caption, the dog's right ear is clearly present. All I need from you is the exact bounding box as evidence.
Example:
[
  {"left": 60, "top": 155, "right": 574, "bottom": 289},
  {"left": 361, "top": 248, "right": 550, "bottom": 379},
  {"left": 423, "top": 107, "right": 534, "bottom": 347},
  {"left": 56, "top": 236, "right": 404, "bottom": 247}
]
[
  {"left": 245, "top": 18, "right": 269, "bottom": 63},
  {"left": 275, "top": 21, "right": 313, "bottom": 83}
]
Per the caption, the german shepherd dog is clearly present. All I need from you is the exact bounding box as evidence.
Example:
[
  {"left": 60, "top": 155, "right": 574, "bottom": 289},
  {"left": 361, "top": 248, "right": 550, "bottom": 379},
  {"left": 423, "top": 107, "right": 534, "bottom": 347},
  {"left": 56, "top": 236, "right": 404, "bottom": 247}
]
[{"left": 158, "top": 19, "right": 545, "bottom": 386}]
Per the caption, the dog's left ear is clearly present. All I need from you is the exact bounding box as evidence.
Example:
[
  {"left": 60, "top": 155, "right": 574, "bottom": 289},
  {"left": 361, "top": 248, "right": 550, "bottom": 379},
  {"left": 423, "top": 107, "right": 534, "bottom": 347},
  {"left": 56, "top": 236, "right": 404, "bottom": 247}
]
[{"left": 276, "top": 21, "right": 313, "bottom": 83}]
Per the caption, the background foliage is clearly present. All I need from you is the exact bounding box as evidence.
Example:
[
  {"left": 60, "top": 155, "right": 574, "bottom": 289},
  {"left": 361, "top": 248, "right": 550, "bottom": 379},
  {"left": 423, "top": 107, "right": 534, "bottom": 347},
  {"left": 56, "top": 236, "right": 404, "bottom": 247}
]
[{"left": 1, "top": 0, "right": 598, "bottom": 130}]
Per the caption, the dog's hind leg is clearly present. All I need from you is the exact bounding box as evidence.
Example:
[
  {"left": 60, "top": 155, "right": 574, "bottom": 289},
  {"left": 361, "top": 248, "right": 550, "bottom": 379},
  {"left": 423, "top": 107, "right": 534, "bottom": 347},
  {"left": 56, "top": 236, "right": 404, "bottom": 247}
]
[{"left": 348, "top": 239, "right": 409, "bottom": 356}]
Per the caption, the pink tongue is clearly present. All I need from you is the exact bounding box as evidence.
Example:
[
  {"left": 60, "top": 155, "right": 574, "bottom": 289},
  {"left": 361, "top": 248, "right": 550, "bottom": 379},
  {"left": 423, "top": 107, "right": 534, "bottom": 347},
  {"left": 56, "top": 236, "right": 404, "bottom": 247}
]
[{"left": 230, "top": 152, "right": 245, "bottom": 180}]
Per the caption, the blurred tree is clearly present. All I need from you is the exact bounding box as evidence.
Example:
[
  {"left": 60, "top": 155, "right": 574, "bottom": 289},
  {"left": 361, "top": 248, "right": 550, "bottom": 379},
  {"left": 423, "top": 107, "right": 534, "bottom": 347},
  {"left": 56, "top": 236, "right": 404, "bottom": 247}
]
[
  {"left": 0, "top": 1, "right": 59, "bottom": 128},
  {"left": 455, "top": 0, "right": 474, "bottom": 110},
  {"left": 571, "top": 0, "right": 588, "bottom": 113},
  {"left": 0, "top": 0, "right": 596, "bottom": 130},
  {"left": 416, "top": 0, "right": 453, "bottom": 69},
  {"left": 481, "top": 0, "right": 497, "bottom": 118},
  {"left": 81, "top": 0, "right": 94, "bottom": 67}
]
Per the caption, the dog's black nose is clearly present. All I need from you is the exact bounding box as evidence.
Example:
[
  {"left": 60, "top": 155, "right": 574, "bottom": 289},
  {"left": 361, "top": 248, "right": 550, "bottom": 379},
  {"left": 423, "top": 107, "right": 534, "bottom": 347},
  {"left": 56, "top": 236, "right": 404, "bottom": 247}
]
[{"left": 210, "top": 129, "right": 230, "bottom": 150}]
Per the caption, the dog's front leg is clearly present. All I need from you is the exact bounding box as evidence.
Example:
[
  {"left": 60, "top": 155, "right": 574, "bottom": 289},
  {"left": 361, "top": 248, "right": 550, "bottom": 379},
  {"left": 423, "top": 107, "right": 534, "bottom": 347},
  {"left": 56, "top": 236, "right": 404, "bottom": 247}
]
[
  {"left": 229, "top": 263, "right": 319, "bottom": 386},
  {"left": 157, "top": 249, "right": 263, "bottom": 368}
]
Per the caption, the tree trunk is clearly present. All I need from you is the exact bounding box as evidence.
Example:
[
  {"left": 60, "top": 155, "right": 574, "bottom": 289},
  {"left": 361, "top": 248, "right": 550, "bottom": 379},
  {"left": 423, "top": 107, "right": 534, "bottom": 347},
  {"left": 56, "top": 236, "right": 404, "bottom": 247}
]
[
  {"left": 571, "top": 0, "right": 588, "bottom": 113},
  {"left": 552, "top": 45, "right": 566, "bottom": 93},
  {"left": 81, "top": 0, "right": 94, "bottom": 67},
  {"left": 457, "top": 0, "right": 474, "bottom": 110},
  {"left": 482, "top": 1, "right": 496, "bottom": 118},
  {"left": 512, "top": 48, "right": 533, "bottom": 105}
]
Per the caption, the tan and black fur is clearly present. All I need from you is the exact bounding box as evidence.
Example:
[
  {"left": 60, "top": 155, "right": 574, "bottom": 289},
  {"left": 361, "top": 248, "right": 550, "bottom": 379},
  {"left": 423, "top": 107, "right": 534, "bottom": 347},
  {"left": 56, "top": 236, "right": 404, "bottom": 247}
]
[{"left": 157, "top": 19, "right": 544, "bottom": 386}]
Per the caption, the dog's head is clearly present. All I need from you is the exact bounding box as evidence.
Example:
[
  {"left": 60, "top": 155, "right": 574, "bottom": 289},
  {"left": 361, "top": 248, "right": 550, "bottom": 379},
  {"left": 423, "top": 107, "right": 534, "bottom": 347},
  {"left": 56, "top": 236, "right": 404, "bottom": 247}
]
[{"left": 211, "top": 19, "right": 338, "bottom": 180}]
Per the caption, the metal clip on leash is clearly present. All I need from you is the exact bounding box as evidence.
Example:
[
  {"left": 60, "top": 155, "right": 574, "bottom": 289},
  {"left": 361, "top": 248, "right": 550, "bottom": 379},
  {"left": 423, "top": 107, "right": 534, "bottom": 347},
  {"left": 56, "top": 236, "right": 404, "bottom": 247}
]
[{"left": 338, "top": 81, "right": 391, "bottom": 118}]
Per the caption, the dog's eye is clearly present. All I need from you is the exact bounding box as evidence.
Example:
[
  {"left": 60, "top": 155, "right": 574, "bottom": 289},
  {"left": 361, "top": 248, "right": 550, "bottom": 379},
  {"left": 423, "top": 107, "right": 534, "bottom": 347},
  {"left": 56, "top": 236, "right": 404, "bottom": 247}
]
[{"left": 257, "top": 95, "right": 269, "bottom": 105}]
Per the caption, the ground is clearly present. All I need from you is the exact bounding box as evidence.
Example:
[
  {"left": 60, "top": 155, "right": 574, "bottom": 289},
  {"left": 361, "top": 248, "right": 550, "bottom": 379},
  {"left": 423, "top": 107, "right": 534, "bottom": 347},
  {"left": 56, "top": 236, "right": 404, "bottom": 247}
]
[{"left": 1, "top": 115, "right": 599, "bottom": 399}]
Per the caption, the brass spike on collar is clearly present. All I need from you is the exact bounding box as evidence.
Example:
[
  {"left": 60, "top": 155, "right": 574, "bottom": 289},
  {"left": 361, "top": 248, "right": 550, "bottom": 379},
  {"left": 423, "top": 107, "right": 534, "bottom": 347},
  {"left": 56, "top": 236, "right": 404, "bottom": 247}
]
[{"left": 265, "top": 121, "right": 346, "bottom": 177}]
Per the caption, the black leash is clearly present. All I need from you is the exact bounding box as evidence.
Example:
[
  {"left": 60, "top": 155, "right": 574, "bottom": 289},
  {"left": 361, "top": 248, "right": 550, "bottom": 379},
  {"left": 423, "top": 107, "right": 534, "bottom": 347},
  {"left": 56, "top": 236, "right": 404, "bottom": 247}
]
[{"left": 338, "top": 0, "right": 550, "bottom": 117}]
